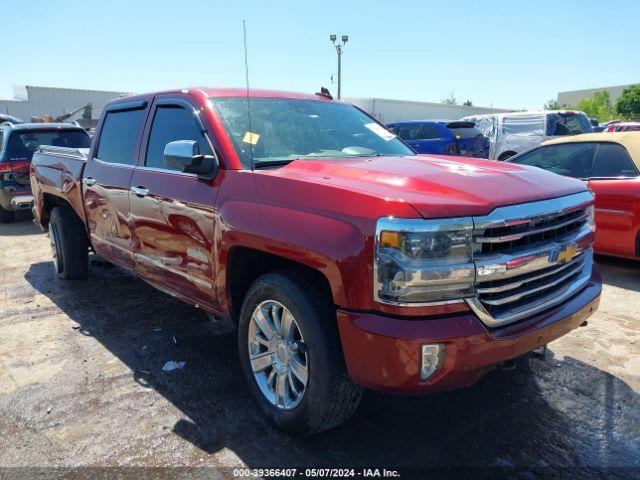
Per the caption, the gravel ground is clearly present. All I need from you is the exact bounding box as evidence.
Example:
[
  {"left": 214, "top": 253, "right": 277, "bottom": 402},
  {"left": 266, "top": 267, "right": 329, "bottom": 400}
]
[{"left": 0, "top": 215, "right": 638, "bottom": 478}]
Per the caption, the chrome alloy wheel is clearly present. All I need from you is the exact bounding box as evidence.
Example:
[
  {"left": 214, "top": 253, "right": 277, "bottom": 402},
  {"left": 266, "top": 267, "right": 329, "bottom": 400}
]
[
  {"left": 48, "top": 222, "right": 60, "bottom": 273},
  {"left": 248, "top": 300, "right": 309, "bottom": 410}
]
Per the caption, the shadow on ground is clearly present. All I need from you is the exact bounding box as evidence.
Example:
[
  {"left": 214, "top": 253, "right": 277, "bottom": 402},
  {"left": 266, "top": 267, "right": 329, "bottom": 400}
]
[
  {"left": 24, "top": 259, "right": 640, "bottom": 471},
  {"left": 0, "top": 212, "right": 40, "bottom": 236},
  {"left": 595, "top": 254, "right": 640, "bottom": 292}
]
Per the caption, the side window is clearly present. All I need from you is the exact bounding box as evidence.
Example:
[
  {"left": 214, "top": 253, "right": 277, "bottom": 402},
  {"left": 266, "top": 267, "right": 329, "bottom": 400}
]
[
  {"left": 591, "top": 143, "right": 638, "bottom": 178},
  {"left": 0, "top": 131, "right": 4, "bottom": 154},
  {"left": 394, "top": 124, "right": 441, "bottom": 141},
  {"left": 502, "top": 115, "right": 545, "bottom": 136},
  {"left": 96, "top": 108, "right": 145, "bottom": 165},
  {"left": 145, "top": 105, "right": 212, "bottom": 170},
  {"left": 511, "top": 142, "right": 597, "bottom": 178}
]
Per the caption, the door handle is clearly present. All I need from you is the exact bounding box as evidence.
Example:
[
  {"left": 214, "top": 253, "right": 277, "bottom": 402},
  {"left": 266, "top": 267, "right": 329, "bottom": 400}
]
[
  {"left": 82, "top": 177, "right": 96, "bottom": 187},
  {"left": 130, "top": 186, "right": 149, "bottom": 197}
]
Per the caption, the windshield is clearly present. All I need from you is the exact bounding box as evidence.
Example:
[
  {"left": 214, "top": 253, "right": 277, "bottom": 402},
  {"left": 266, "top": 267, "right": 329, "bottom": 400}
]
[
  {"left": 210, "top": 97, "right": 415, "bottom": 168},
  {"left": 6, "top": 129, "right": 90, "bottom": 162},
  {"left": 546, "top": 113, "right": 593, "bottom": 136}
]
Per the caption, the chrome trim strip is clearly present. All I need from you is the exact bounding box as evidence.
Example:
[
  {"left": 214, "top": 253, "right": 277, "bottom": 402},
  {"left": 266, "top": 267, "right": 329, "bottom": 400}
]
[
  {"left": 475, "top": 212, "right": 588, "bottom": 243},
  {"left": 476, "top": 254, "right": 584, "bottom": 294},
  {"left": 478, "top": 261, "right": 585, "bottom": 306},
  {"left": 93, "top": 157, "right": 135, "bottom": 169},
  {"left": 134, "top": 253, "right": 213, "bottom": 289},
  {"left": 594, "top": 208, "right": 628, "bottom": 215},
  {"left": 473, "top": 191, "right": 594, "bottom": 231},
  {"left": 474, "top": 224, "right": 593, "bottom": 282},
  {"left": 136, "top": 165, "right": 198, "bottom": 177},
  {"left": 467, "top": 253, "right": 593, "bottom": 327}
]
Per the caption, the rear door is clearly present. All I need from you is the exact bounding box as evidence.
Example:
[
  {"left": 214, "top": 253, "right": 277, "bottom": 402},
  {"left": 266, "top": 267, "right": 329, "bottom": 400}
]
[
  {"left": 587, "top": 142, "right": 640, "bottom": 257},
  {"left": 82, "top": 100, "right": 149, "bottom": 269},
  {"left": 129, "top": 95, "right": 220, "bottom": 308}
]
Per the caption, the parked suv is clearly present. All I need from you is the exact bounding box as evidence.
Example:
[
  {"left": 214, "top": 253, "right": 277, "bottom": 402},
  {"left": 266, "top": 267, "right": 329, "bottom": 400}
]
[
  {"left": 0, "top": 122, "right": 90, "bottom": 222},
  {"left": 386, "top": 120, "right": 489, "bottom": 158},
  {"left": 461, "top": 111, "right": 593, "bottom": 161}
]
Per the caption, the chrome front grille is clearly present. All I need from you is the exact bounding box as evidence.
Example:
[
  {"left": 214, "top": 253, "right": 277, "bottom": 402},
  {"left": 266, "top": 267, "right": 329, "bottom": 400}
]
[
  {"left": 475, "top": 205, "right": 590, "bottom": 254},
  {"left": 468, "top": 191, "right": 595, "bottom": 327}
]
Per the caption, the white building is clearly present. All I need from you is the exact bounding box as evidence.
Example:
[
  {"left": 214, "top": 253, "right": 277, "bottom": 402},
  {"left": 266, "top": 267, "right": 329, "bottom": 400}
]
[
  {"left": 0, "top": 85, "right": 131, "bottom": 123},
  {"left": 344, "top": 97, "right": 514, "bottom": 123},
  {"left": 557, "top": 83, "right": 638, "bottom": 107}
]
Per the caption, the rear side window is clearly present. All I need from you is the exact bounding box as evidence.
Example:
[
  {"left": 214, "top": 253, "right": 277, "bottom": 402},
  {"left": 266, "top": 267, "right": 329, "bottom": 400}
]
[
  {"left": 511, "top": 142, "right": 597, "bottom": 179},
  {"left": 591, "top": 143, "right": 638, "bottom": 178},
  {"left": 393, "top": 124, "right": 442, "bottom": 140},
  {"left": 145, "top": 105, "right": 212, "bottom": 170},
  {"left": 547, "top": 113, "right": 593, "bottom": 136},
  {"left": 96, "top": 108, "right": 145, "bottom": 165},
  {"left": 502, "top": 115, "right": 545, "bottom": 136}
]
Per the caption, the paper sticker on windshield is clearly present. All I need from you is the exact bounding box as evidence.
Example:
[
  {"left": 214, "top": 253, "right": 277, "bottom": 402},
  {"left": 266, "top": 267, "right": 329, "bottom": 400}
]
[
  {"left": 364, "top": 123, "right": 396, "bottom": 141},
  {"left": 242, "top": 132, "right": 260, "bottom": 145}
]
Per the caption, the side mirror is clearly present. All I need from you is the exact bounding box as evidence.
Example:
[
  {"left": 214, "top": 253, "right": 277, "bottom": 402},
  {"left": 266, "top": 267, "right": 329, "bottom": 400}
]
[{"left": 163, "top": 140, "right": 219, "bottom": 180}]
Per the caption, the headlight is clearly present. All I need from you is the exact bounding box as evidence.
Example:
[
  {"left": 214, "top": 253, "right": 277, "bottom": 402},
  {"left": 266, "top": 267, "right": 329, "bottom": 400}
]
[
  {"left": 374, "top": 217, "right": 475, "bottom": 305},
  {"left": 586, "top": 205, "right": 595, "bottom": 232}
]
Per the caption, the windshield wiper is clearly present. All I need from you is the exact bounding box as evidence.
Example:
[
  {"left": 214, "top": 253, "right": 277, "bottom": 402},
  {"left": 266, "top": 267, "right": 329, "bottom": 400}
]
[{"left": 252, "top": 159, "right": 296, "bottom": 169}]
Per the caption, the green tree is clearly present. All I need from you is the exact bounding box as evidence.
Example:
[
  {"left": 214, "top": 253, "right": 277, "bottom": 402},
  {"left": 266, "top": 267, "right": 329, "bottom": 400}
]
[
  {"left": 543, "top": 99, "right": 560, "bottom": 110},
  {"left": 441, "top": 91, "right": 458, "bottom": 105},
  {"left": 463, "top": 100, "right": 473, "bottom": 106},
  {"left": 615, "top": 85, "right": 640, "bottom": 120},
  {"left": 574, "top": 90, "right": 615, "bottom": 122}
]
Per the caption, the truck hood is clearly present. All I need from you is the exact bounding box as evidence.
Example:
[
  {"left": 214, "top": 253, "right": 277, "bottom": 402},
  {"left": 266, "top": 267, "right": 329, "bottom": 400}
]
[{"left": 269, "top": 154, "right": 588, "bottom": 218}]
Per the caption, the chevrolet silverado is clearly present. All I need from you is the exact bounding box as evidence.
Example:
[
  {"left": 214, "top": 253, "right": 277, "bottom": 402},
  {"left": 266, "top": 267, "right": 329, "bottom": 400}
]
[{"left": 30, "top": 88, "right": 601, "bottom": 434}]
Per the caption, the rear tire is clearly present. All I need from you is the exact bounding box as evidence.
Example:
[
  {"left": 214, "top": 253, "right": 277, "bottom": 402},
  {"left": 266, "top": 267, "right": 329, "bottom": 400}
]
[
  {"left": 238, "top": 270, "right": 362, "bottom": 435},
  {"left": 0, "top": 205, "right": 15, "bottom": 223},
  {"left": 49, "top": 206, "right": 89, "bottom": 279}
]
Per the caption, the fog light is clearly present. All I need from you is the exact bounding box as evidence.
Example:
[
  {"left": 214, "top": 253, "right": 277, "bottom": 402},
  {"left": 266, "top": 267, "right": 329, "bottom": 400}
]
[{"left": 421, "top": 344, "right": 444, "bottom": 380}]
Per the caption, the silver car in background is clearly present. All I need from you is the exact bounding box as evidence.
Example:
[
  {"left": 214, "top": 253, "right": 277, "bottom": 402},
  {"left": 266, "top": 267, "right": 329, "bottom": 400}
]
[{"left": 461, "top": 110, "right": 593, "bottom": 161}]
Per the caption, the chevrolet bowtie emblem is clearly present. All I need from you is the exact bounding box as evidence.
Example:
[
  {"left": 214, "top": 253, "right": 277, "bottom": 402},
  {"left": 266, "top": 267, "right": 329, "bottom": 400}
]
[{"left": 550, "top": 245, "right": 579, "bottom": 264}]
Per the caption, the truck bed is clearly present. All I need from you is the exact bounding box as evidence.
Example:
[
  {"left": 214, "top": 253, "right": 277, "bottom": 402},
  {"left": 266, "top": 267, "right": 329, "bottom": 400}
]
[{"left": 30, "top": 146, "right": 90, "bottom": 228}]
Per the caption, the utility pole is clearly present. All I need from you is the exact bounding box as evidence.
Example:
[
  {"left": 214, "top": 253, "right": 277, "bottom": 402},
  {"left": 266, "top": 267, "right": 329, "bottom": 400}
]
[{"left": 330, "top": 34, "right": 349, "bottom": 99}]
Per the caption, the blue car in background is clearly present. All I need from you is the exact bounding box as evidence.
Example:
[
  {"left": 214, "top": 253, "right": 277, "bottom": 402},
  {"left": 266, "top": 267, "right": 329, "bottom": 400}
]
[{"left": 386, "top": 120, "right": 490, "bottom": 158}]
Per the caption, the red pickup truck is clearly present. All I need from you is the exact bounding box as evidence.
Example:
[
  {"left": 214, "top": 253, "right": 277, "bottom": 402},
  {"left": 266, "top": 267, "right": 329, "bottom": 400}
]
[{"left": 30, "top": 87, "right": 601, "bottom": 434}]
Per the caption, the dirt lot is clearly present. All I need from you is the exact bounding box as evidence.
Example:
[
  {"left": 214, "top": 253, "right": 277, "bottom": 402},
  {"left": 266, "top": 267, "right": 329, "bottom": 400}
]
[{"left": 0, "top": 214, "right": 639, "bottom": 477}]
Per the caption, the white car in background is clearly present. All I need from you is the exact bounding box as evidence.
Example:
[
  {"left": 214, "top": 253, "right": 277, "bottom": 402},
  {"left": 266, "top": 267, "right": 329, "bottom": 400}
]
[{"left": 460, "top": 110, "right": 593, "bottom": 161}]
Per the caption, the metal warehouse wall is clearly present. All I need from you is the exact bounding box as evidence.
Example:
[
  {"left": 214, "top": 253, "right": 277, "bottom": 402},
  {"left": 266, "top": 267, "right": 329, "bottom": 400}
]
[
  {"left": 345, "top": 97, "right": 514, "bottom": 123},
  {"left": 0, "top": 86, "right": 131, "bottom": 121}
]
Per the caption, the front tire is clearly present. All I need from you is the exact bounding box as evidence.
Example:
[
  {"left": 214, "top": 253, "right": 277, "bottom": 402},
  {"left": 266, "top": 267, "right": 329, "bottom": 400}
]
[
  {"left": 238, "top": 271, "right": 362, "bottom": 435},
  {"left": 49, "top": 206, "right": 89, "bottom": 279}
]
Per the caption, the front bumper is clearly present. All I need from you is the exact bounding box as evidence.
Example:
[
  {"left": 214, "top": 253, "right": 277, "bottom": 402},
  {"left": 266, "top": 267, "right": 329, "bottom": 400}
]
[
  {"left": 0, "top": 190, "right": 34, "bottom": 212},
  {"left": 10, "top": 194, "right": 34, "bottom": 211},
  {"left": 337, "top": 268, "right": 601, "bottom": 392}
]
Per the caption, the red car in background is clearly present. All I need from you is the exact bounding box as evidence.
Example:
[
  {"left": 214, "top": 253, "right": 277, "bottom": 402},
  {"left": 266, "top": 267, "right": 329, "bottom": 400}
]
[
  {"left": 509, "top": 132, "right": 640, "bottom": 259},
  {"left": 605, "top": 122, "right": 640, "bottom": 132}
]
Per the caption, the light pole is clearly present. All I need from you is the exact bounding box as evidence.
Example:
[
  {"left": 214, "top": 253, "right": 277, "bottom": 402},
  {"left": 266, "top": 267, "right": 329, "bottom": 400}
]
[{"left": 330, "top": 34, "right": 348, "bottom": 99}]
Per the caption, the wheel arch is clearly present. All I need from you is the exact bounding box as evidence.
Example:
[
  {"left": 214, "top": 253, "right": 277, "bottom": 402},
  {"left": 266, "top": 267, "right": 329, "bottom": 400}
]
[{"left": 226, "top": 246, "right": 335, "bottom": 325}]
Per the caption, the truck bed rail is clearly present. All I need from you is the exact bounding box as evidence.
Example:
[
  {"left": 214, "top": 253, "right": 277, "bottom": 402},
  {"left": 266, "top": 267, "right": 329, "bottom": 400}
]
[{"left": 37, "top": 145, "right": 89, "bottom": 160}]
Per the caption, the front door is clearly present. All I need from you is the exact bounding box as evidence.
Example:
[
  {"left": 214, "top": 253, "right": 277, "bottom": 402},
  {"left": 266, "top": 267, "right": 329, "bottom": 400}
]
[
  {"left": 129, "top": 96, "right": 220, "bottom": 308},
  {"left": 588, "top": 142, "right": 640, "bottom": 258},
  {"left": 83, "top": 101, "right": 148, "bottom": 270}
]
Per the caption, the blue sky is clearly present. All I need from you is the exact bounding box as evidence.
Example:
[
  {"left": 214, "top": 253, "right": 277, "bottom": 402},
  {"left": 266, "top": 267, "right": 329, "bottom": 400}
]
[{"left": 2, "top": 0, "right": 638, "bottom": 110}]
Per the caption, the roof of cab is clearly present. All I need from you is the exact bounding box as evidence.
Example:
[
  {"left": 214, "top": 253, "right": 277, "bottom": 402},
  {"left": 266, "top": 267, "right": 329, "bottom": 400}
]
[
  {"left": 105, "top": 87, "right": 334, "bottom": 107},
  {"left": 541, "top": 131, "right": 640, "bottom": 169}
]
